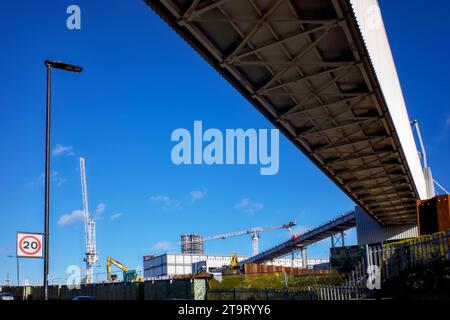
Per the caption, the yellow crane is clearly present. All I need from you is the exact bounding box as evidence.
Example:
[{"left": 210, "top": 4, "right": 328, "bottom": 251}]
[{"left": 106, "top": 256, "right": 143, "bottom": 282}]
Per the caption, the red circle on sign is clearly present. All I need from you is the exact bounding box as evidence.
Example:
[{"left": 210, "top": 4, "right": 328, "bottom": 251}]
[{"left": 19, "top": 235, "right": 41, "bottom": 255}]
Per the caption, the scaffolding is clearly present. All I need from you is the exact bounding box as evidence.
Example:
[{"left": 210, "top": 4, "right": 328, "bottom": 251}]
[{"left": 181, "top": 234, "right": 204, "bottom": 255}]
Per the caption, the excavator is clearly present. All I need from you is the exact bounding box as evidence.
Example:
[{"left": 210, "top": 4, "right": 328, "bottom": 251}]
[
  {"left": 230, "top": 252, "right": 240, "bottom": 269},
  {"left": 106, "top": 256, "right": 144, "bottom": 283},
  {"left": 221, "top": 252, "right": 241, "bottom": 275}
]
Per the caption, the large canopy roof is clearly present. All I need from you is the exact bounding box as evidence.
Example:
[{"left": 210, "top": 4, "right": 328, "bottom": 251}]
[{"left": 144, "top": 0, "right": 426, "bottom": 225}]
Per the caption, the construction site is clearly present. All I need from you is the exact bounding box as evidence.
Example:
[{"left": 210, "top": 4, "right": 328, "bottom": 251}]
[
  {"left": 2, "top": 154, "right": 449, "bottom": 300},
  {"left": 1, "top": 0, "right": 450, "bottom": 303}
]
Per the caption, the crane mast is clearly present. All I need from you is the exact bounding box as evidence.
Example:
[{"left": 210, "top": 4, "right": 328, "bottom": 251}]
[
  {"left": 251, "top": 232, "right": 259, "bottom": 256},
  {"left": 80, "top": 157, "right": 98, "bottom": 284}
]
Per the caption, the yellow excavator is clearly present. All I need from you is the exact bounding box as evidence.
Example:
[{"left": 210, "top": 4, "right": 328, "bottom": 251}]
[
  {"left": 106, "top": 256, "right": 144, "bottom": 283},
  {"left": 230, "top": 252, "right": 240, "bottom": 269},
  {"left": 222, "top": 252, "right": 241, "bottom": 275}
]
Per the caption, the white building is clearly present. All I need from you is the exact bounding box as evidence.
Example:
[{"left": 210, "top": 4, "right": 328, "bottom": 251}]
[{"left": 143, "top": 253, "right": 329, "bottom": 279}]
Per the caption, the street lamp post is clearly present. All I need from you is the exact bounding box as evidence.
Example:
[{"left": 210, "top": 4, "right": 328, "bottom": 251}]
[{"left": 43, "top": 60, "right": 83, "bottom": 300}]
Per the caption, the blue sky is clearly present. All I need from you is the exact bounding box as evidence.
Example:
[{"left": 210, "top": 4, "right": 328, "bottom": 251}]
[{"left": 0, "top": 0, "right": 449, "bottom": 285}]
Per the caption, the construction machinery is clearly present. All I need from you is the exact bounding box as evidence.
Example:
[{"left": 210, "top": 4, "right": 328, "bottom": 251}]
[
  {"left": 80, "top": 157, "right": 98, "bottom": 284},
  {"left": 106, "top": 256, "right": 143, "bottom": 283},
  {"left": 181, "top": 221, "right": 296, "bottom": 256},
  {"left": 220, "top": 252, "right": 241, "bottom": 276},
  {"left": 229, "top": 252, "right": 240, "bottom": 270}
]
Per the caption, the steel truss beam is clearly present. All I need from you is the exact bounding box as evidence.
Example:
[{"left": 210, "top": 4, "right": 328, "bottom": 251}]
[
  {"left": 297, "top": 116, "right": 380, "bottom": 139},
  {"left": 145, "top": 0, "right": 421, "bottom": 225},
  {"left": 315, "top": 135, "right": 389, "bottom": 153},
  {"left": 325, "top": 150, "right": 397, "bottom": 166}
]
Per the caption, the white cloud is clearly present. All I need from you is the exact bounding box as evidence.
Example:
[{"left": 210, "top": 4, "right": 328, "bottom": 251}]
[
  {"left": 235, "top": 198, "right": 264, "bottom": 214},
  {"left": 150, "top": 241, "right": 171, "bottom": 251},
  {"left": 345, "top": 227, "right": 356, "bottom": 237},
  {"left": 110, "top": 212, "right": 123, "bottom": 220},
  {"left": 446, "top": 116, "right": 450, "bottom": 126},
  {"left": 52, "top": 171, "right": 67, "bottom": 187},
  {"left": 94, "top": 203, "right": 106, "bottom": 220},
  {"left": 190, "top": 189, "right": 207, "bottom": 202},
  {"left": 149, "top": 195, "right": 181, "bottom": 210},
  {"left": 52, "top": 144, "right": 74, "bottom": 156},
  {"left": 58, "top": 203, "right": 105, "bottom": 226},
  {"left": 58, "top": 209, "right": 84, "bottom": 226},
  {"left": 149, "top": 195, "right": 171, "bottom": 204},
  {"left": 34, "top": 171, "right": 67, "bottom": 188}
]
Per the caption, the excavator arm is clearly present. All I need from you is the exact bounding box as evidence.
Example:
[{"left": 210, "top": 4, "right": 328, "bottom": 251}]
[{"left": 107, "top": 256, "right": 129, "bottom": 281}]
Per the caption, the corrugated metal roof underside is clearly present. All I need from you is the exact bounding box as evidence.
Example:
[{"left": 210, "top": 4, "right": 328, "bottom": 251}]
[{"left": 144, "top": 0, "right": 419, "bottom": 225}]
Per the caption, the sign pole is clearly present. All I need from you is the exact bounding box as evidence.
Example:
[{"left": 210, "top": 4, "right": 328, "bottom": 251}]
[
  {"left": 16, "top": 232, "right": 44, "bottom": 289},
  {"left": 16, "top": 256, "right": 20, "bottom": 286}
]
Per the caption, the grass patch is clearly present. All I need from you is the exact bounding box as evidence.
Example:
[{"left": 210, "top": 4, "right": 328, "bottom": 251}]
[{"left": 208, "top": 270, "right": 343, "bottom": 290}]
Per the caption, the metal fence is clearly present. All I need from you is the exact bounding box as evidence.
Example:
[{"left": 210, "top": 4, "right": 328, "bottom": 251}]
[
  {"left": 206, "top": 288, "right": 314, "bottom": 300},
  {"left": 309, "top": 285, "right": 374, "bottom": 300},
  {"left": 206, "top": 286, "right": 373, "bottom": 300},
  {"left": 367, "top": 230, "right": 450, "bottom": 280},
  {"left": 344, "top": 258, "right": 368, "bottom": 287}
]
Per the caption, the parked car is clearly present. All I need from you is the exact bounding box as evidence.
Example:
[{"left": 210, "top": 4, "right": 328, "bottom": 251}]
[
  {"left": 0, "top": 292, "right": 14, "bottom": 300},
  {"left": 72, "top": 296, "right": 96, "bottom": 300}
]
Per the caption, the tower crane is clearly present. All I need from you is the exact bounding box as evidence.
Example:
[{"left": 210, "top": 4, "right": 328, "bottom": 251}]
[
  {"left": 80, "top": 157, "right": 98, "bottom": 284},
  {"left": 202, "top": 221, "right": 296, "bottom": 256}
]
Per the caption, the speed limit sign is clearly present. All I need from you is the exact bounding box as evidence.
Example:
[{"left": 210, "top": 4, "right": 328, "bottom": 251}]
[{"left": 17, "top": 232, "right": 44, "bottom": 258}]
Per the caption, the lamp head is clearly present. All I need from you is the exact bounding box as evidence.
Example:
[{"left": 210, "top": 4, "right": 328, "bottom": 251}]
[{"left": 45, "top": 60, "right": 83, "bottom": 72}]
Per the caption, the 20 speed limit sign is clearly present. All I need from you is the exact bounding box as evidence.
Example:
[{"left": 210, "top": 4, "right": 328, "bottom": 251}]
[{"left": 17, "top": 232, "right": 44, "bottom": 258}]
